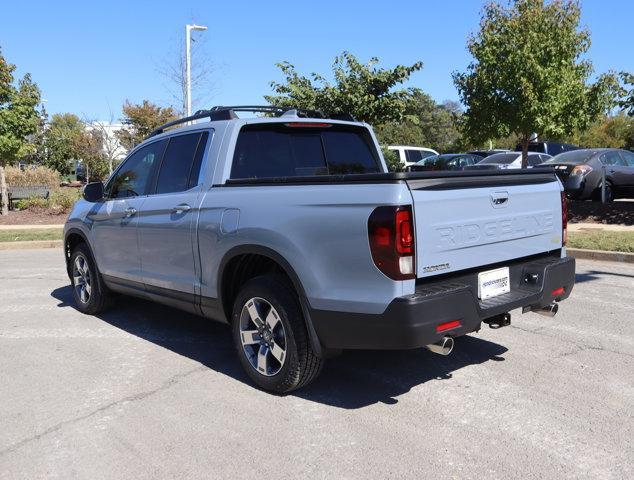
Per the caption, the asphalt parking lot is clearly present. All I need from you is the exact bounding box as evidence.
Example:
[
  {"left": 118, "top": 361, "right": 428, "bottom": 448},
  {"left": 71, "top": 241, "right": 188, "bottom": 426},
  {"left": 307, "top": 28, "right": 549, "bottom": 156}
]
[{"left": 0, "top": 249, "right": 632, "bottom": 479}]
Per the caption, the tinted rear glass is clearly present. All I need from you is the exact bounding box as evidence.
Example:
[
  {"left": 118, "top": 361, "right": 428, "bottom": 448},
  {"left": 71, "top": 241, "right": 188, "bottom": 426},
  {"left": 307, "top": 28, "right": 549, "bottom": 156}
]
[
  {"left": 230, "top": 124, "right": 380, "bottom": 178},
  {"left": 156, "top": 132, "right": 204, "bottom": 194},
  {"left": 479, "top": 153, "right": 519, "bottom": 164}
]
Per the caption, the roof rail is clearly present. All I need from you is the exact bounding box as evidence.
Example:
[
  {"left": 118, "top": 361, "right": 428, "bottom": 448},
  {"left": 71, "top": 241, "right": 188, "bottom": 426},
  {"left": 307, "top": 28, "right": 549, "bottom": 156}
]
[{"left": 146, "top": 105, "right": 356, "bottom": 139}]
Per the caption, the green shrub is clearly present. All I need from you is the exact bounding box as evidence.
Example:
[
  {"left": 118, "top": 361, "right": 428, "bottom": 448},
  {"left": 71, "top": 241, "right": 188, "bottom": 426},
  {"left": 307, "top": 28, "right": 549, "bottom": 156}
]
[
  {"left": 5, "top": 166, "right": 60, "bottom": 189},
  {"left": 49, "top": 188, "right": 81, "bottom": 213},
  {"left": 14, "top": 187, "right": 81, "bottom": 215},
  {"left": 15, "top": 197, "right": 48, "bottom": 211},
  {"left": 381, "top": 147, "right": 403, "bottom": 172}
]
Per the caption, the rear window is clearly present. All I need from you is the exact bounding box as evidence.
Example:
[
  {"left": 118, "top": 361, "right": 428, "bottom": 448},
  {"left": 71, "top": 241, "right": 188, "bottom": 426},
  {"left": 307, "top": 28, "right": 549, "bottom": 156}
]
[
  {"left": 541, "top": 150, "right": 597, "bottom": 164},
  {"left": 405, "top": 149, "right": 423, "bottom": 163},
  {"left": 479, "top": 153, "right": 519, "bottom": 164},
  {"left": 230, "top": 123, "right": 381, "bottom": 178}
]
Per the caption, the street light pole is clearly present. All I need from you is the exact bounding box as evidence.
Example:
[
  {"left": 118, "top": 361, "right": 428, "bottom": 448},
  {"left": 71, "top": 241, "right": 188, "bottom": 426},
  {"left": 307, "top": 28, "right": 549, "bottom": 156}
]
[{"left": 185, "top": 24, "right": 208, "bottom": 117}]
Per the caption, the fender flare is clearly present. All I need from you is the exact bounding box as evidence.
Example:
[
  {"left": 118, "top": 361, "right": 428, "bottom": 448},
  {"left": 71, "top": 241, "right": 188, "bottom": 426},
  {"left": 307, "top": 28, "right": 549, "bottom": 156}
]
[
  {"left": 63, "top": 228, "right": 96, "bottom": 279},
  {"left": 217, "top": 244, "right": 326, "bottom": 358}
]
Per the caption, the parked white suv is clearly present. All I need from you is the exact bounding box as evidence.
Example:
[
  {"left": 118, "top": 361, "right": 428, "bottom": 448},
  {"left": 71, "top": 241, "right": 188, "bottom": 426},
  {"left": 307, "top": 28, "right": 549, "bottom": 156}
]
[{"left": 388, "top": 145, "right": 438, "bottom": 167}]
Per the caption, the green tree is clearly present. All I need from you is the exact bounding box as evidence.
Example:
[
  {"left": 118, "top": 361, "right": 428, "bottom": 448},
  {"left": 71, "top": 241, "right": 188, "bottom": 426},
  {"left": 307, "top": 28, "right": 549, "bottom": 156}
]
[
  {"left": 81, "top": 129, "right": 110, "bottom": 182},
  {"left": 116, "top": 100, "right": 177, "bottom": 149},
  {"left": 265, "top": 52, "right": 423, "bottom": 125},
  {"left": 42, "top": 113, "right": 110, "bottom": 182},
  {"left": 453, "top": 0, "right": 619, "bottom": 168},
  {"left": 374, "top": 90, "right": 462, "bottom": 152},
  {"left": 575, "top": 114, "right": 633, "bottom": 148},
  {"left": 42, "top": 113, "right": 85, "bottom": 175},
  {"left": 620, "top": 72, "right": 634, "bottom": 117},
  {"left": 380, "top": 146, "right": 402, "bottom": 172},
  {"left": 0, "top": 49, "right": 41, "bottom": 214}
]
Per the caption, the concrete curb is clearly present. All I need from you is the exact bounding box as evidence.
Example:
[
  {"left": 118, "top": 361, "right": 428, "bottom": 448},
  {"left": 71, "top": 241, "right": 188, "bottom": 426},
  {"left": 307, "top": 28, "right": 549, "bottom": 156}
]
[
  {"left": 0, "top": 240, "right": 63, "bottom": 250},
  {"left": 0, "top": 224, "right": 64, "bottom": 230},
  {"left": 567, "top": 248, "right": 634, "bottom": 263}
]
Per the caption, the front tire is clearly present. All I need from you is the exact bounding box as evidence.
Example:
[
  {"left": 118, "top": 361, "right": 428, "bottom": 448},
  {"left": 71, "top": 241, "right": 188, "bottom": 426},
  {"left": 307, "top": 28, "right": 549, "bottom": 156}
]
[
  {"left": 70, "top": 243, "right": 112, "bottom": 315},
  {"left": 231, "top": 275, "right": 323, "bottom": 393}
]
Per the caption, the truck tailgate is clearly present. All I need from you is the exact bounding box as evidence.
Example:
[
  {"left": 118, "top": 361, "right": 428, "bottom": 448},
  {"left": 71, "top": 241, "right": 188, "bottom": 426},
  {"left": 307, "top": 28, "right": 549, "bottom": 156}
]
[{"left": 406, "top": 172, "right": 563, "bottom": 278}]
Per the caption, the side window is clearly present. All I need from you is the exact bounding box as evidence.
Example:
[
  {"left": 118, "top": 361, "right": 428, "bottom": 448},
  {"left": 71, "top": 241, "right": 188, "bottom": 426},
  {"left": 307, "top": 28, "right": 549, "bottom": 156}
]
[
  {"left": 405, "top": 150, "right": 423, "bottom": 163},
  {"left": 155, "top": 132, "right": 208, "bottom": 195},
  {"left": 601, "top": 151, "right": 625, "bottom": 166},
  {"left": 188, "top": 131, "right": 210, "bottom": 188},
  {"left": 528, "top": 155, "right": 543, "bottom": 167},
  {"left": 107, "top": 140, "right": 166, "bottom": 198},
  {"left": 619, "top": 150, "right": 634, "bottom": 167}
]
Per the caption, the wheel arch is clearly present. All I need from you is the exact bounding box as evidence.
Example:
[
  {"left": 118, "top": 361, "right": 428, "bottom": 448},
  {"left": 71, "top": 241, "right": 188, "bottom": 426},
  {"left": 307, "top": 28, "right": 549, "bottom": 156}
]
[
  {"left": 217, "top": 244, "right": 325, "bottom": 357},
  {"left": 64, "top": 228, "right": 96, "bottom": 280}
]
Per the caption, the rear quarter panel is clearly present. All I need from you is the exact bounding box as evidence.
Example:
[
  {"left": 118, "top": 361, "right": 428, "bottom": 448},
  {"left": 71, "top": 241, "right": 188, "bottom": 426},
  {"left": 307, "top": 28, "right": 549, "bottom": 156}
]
[{"left": 197, "top": 183, "right": 413, "bottom": 315}]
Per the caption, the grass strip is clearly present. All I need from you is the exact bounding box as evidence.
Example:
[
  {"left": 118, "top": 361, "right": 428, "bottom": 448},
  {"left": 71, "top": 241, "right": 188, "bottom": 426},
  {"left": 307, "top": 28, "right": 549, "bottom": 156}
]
[
  {"left": 0, "top": 229, "right": 64, "bottom": 242},
  {"left": 568, "top": 231, "right": 634, "bottom": 253}
]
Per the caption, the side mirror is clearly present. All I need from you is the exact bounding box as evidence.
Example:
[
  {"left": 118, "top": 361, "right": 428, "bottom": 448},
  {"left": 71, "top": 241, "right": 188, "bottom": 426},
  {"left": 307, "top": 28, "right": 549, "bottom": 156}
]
[{"left": 82, "top": 182, "right": 104, "bottom": 202}]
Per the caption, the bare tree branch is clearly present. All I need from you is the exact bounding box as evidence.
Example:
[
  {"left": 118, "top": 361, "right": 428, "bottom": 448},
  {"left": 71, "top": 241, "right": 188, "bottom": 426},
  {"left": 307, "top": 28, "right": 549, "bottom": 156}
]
[{"left": 156, "top": 29, "right": 218, "bottom": 115}]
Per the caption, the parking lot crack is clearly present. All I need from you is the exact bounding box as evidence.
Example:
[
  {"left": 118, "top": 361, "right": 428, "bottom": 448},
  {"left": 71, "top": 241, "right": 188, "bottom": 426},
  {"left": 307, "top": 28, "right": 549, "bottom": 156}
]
[{"left": 0, "top": 365, "right": 207, "bottom": 458}]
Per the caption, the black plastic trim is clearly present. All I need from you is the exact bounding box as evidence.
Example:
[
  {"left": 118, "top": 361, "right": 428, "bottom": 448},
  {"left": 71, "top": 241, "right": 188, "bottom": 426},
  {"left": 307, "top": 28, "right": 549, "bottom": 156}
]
[
  {"left": 63, "top": 228, "right": 95, "bottom": 279},
  {"left": 310, "top": 254, "right": 575, "bottom": 350}
]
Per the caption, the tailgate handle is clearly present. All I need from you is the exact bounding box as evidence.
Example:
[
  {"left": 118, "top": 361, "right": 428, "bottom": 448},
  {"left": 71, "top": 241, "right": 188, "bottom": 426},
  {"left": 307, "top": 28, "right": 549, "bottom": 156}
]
[{"left": 490, "top": 191, "right": 509, "bottom": 207}]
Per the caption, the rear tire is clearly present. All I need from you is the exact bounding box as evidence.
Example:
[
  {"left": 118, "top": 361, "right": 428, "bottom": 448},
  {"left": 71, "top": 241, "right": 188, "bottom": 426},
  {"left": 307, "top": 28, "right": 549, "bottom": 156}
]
[
  {"left": 593, "top": 180, "right": 614, "bottom": 202},
  {"left": 231, "top": 275, "right": 323, "bottom": 393},
  {"left": 70, "top": 243, "right": 112, "bottom": 315}
]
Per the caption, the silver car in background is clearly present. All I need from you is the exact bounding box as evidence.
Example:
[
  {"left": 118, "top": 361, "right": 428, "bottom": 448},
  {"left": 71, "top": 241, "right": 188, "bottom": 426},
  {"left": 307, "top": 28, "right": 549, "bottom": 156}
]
[{"left": 464, "top": 151, "right": 552, "bottom": 170}]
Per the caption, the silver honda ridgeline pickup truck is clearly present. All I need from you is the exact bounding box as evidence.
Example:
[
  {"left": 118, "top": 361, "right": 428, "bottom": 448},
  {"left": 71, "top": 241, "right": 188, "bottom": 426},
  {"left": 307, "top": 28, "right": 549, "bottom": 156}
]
[{"left": 64, "top": 106, "right": 575, "bottom": 393}]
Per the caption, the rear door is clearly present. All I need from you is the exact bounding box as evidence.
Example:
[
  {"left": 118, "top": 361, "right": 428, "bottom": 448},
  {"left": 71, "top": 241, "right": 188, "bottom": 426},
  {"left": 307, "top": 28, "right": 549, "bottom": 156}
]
[
  {"left": 617, "top": 150, "right": 634, "bottom": 196},
  {"left": 407, "top": 172, "right": 563, "bottom": 278},
  {"left": 137, "top": 131, "right": 210, "bottom": 306},
  {"left": 601, "top": 151, "right": 629, "bottom": 193}
]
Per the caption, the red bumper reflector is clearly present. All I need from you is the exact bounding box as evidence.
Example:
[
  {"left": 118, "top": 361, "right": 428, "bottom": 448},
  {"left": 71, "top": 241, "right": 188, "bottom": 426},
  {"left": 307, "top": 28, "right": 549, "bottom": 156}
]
[
  {"left": 552, "top": 287, "right": 565, "bottom": 296},
  {"left": 436, "top": 320, "right": 461, "bottom": 332}
]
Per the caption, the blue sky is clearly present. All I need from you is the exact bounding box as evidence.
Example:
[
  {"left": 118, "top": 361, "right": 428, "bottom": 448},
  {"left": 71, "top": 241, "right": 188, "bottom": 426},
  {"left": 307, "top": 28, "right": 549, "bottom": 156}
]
[{"left": 1, "top": 0, "right": 632, "bottom": 120}]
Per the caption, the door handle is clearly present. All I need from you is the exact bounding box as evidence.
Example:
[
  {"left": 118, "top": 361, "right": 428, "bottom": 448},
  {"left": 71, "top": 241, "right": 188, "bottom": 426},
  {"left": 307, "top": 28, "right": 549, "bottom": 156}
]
[
  {"left": 124, "top": 207, "right": 137, "bottom": 217},
  {"left": 171, "top": 204, "right": 191, "bottom": 214}
]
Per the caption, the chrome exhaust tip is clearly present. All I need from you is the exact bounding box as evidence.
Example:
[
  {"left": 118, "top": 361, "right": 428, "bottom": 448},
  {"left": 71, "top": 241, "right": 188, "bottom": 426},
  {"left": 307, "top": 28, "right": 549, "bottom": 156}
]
[
  {"left": 425, "top": 336, "right": 454, "bottom": 356},
  {"left": 533, "top": 303, "right": 558, "bottom": 317}
]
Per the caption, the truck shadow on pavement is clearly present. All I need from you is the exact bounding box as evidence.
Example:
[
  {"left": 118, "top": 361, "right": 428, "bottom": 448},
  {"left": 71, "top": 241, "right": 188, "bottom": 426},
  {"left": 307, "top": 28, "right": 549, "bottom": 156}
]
[
  {"left": 575, "top": 270, "right": 634, "bottom": 284},
  {"left": 51, "top": 285, "right": 508, "bottom": 410}
]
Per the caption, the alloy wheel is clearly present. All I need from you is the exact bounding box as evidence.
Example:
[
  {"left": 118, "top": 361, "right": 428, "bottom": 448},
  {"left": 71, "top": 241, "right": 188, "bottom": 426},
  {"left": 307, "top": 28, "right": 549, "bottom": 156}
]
[
  {"left": 239, "top": 297, "right": 287, "bottom": 376},
  {"left": 72, "top": 254, "right": 92, "bottom": 304}
]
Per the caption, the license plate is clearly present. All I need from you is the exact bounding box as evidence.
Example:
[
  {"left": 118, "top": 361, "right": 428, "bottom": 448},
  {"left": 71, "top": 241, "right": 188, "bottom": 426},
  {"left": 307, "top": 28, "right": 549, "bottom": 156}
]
[{"left": 478, "top": 267, "right": 510, "bottom": 300}]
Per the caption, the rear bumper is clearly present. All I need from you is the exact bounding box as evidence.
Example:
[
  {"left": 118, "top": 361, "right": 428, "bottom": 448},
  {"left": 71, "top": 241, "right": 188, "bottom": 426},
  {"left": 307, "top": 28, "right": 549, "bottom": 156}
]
[{"left": 311, "top": 253, "right": 575, "bottom": 350}]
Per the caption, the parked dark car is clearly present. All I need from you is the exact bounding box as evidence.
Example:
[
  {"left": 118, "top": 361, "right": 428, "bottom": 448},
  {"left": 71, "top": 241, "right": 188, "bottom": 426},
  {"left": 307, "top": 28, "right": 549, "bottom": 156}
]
[
  {"left": 407, "top": 153, "right": 483, "bottom": 172},
  {"left": 463, "top": 151, "right": 551, "bottom": 170},
  {"left": 467, "top": 149, "right": 510, "bottom": 158},
  {"left": 515, "top": 141, "right": 578, "bottom": 156},
  {"left": 539, "top": 148, "right": 634, "bottom": 201}
]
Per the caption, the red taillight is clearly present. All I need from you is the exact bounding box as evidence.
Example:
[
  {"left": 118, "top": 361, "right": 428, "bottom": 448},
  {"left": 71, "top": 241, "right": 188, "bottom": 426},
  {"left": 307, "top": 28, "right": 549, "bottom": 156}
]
[
  {"left": 395, "top": 210, "right": 413, "bottom": 254},
  {"left": 284, "top": 122, "right": 332, "bottom": 128},
  {"left": 552, "top": 287, "right": 565, "bottom": 297},
  {"left": 368, "top": 205, "right": 416, "bottom": 280},
  {"left": 561, "top": 191, "right": 568, "bottom": 246},
  {"left": 436, "top": 320, "right": 461, "bottom": 332}
]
